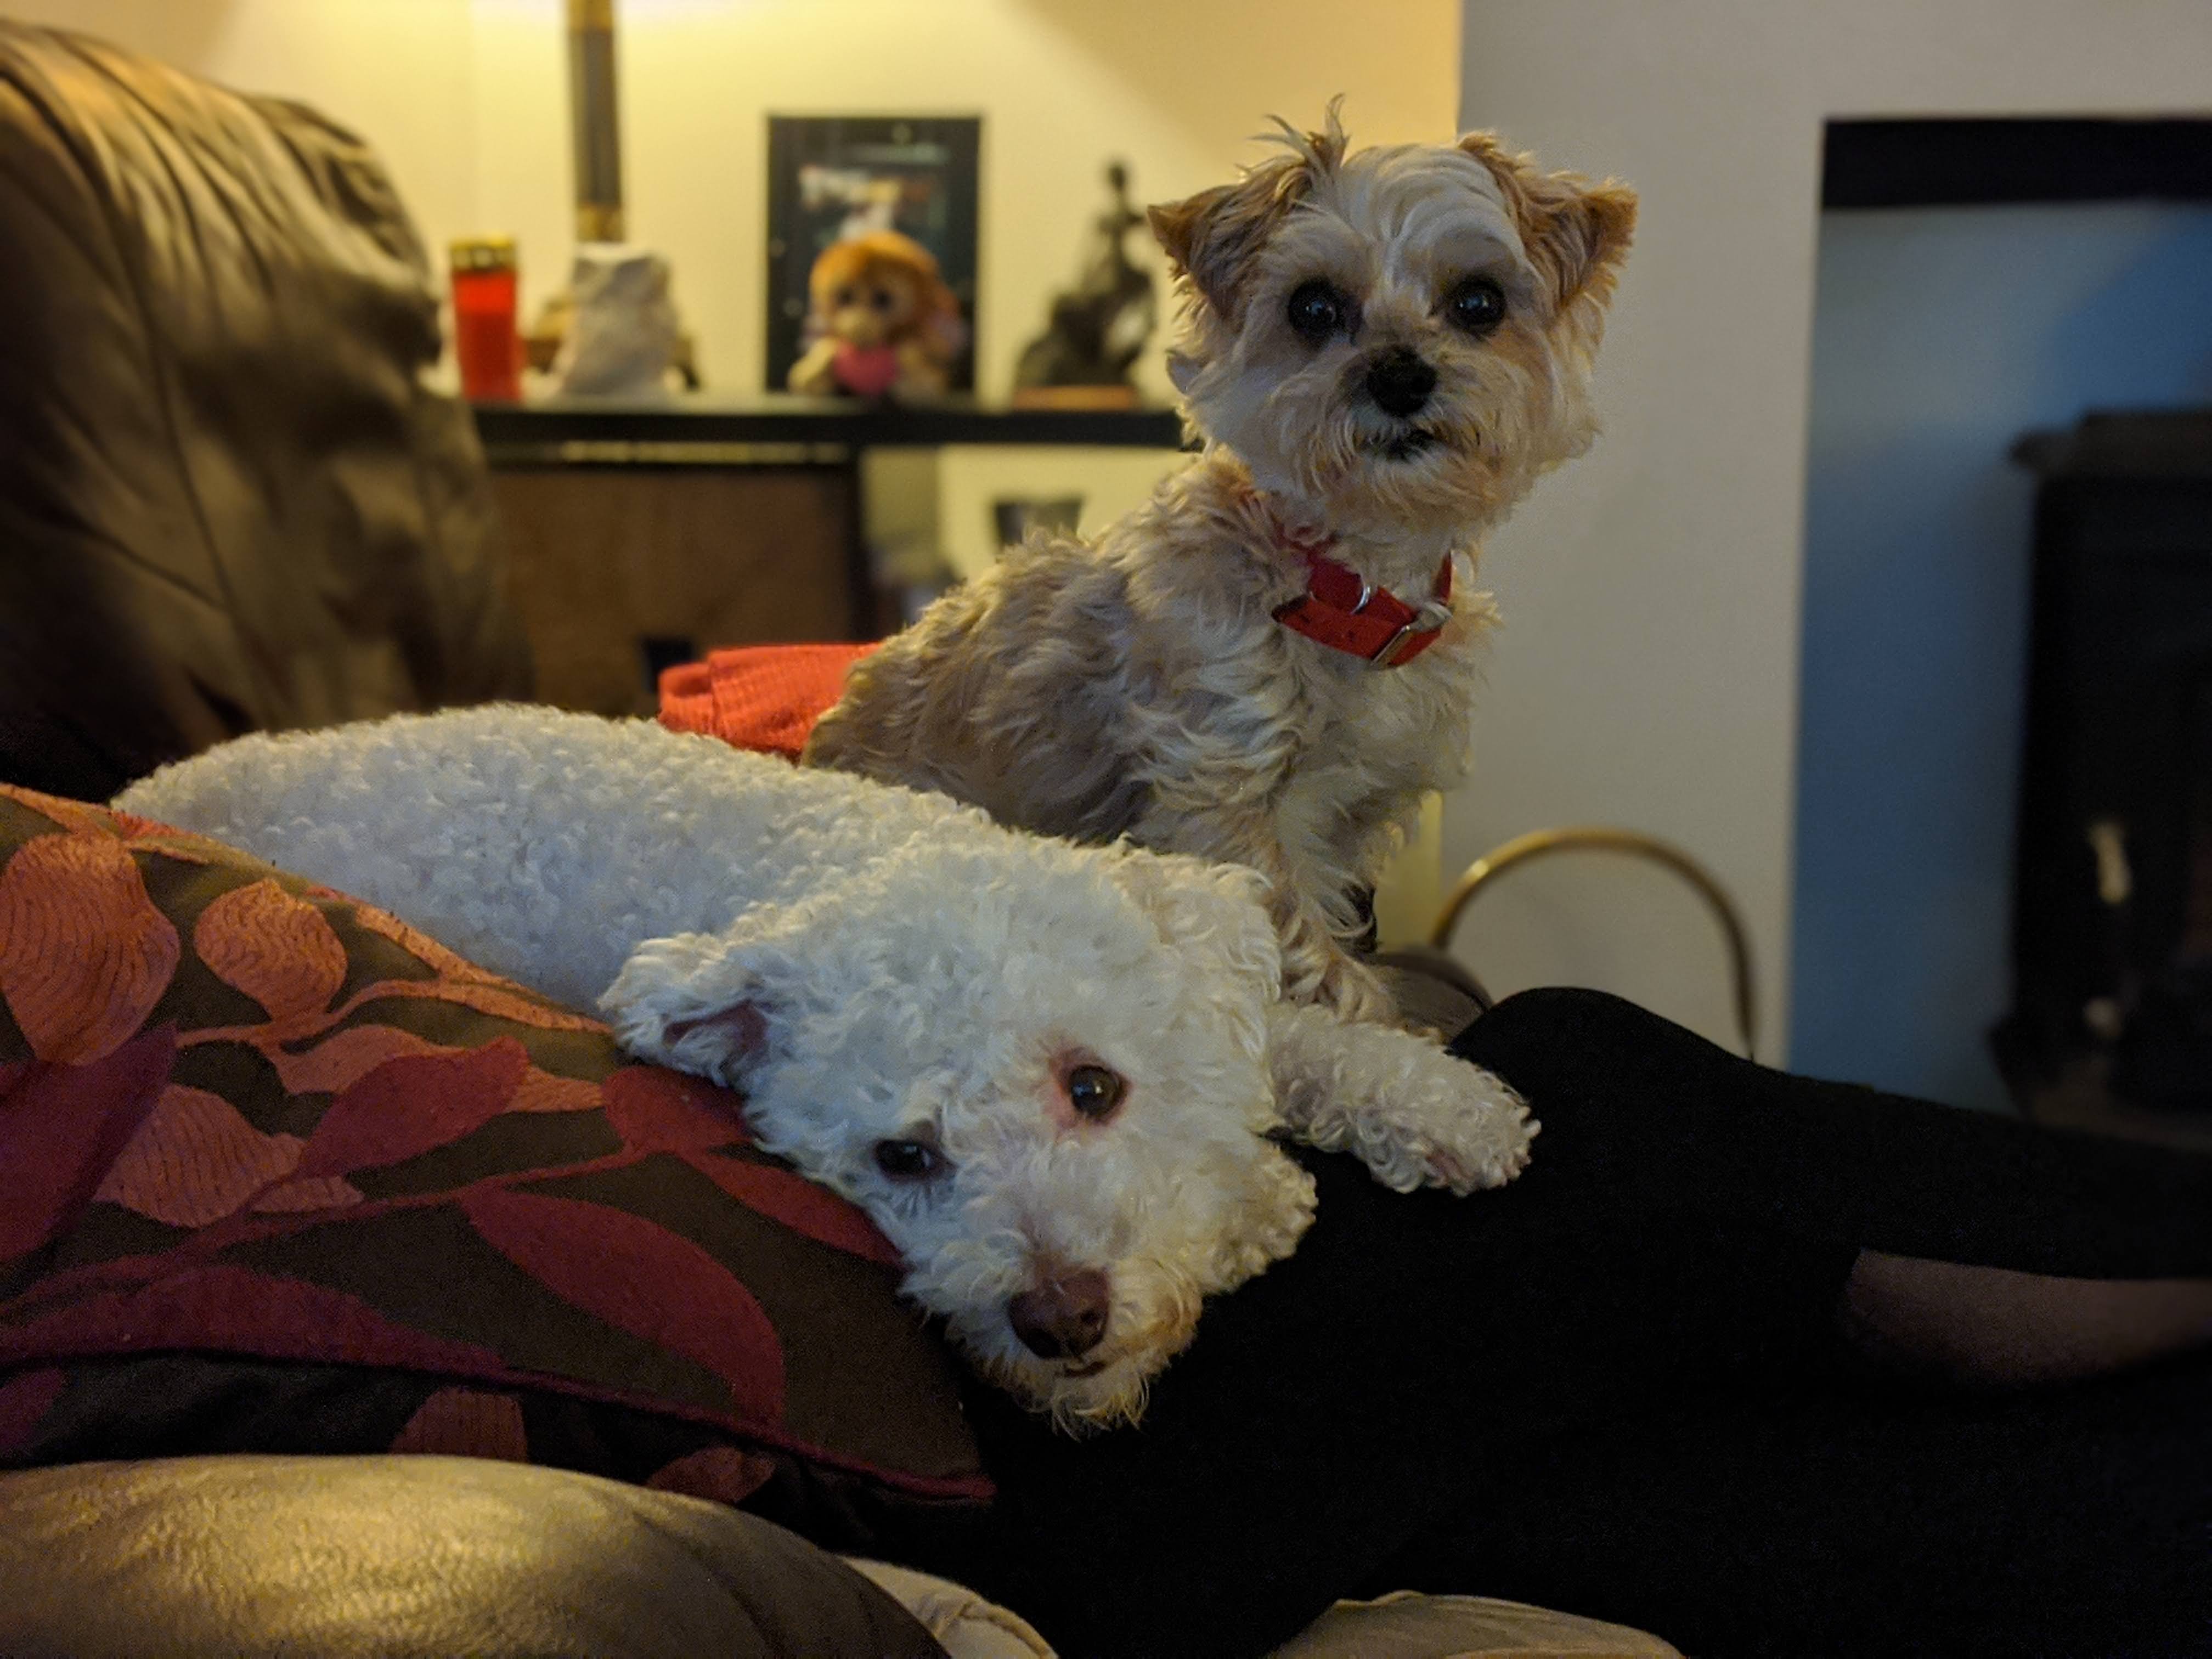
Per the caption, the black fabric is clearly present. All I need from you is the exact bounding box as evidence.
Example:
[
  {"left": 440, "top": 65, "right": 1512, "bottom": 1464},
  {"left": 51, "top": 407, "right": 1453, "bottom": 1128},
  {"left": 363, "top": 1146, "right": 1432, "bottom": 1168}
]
[
  {"left": 0, "top": 23, "right": 532, "bottom": 803},
  {"left": 0, "top": 1453, "right": 950, "bottom": 1659},
  {"left": 918, "top": 988, "right": 2212, "bottom": 1659},
  {"left": 1378, "top": 1350, "right": 2212, "bottom": 1659}
]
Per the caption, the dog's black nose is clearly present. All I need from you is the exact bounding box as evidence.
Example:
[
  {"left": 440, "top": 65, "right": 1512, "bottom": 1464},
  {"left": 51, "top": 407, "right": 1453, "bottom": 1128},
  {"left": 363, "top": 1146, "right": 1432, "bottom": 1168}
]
[
  {"left": 1364, "top": 348, "right": 1436, "bottom": 418},
  {"left": 1008, "top": 1269, "right": 1111, "bottom": 1359}
]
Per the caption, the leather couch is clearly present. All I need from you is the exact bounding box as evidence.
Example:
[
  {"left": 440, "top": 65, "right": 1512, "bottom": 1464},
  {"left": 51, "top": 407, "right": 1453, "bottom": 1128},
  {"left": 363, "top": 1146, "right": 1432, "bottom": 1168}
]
[
  {"left": 0, "top": 20, "right": 531, "bottom": 804},
  {"left": 0, "top": 1455, "right": 953, "bottom": 1659}
]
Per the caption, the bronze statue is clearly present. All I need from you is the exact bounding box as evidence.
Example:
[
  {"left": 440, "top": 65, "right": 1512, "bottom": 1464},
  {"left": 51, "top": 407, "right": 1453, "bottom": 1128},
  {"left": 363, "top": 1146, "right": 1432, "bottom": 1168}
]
[{"left": 1013, "top": 162, "right": 1157, "bottom": 402}]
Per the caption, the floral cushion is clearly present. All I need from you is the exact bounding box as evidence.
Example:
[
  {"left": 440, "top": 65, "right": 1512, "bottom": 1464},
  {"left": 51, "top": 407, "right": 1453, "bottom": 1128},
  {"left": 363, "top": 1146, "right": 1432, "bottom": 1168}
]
[{"left": 0, "top": 785, "right": 990, "bottom": 1552}]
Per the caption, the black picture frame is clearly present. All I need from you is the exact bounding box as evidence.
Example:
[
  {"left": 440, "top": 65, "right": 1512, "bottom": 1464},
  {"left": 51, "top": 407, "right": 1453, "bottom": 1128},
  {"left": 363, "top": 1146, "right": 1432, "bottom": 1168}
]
[{"left": 765, "top": 115, "right": 982, "bottom": 393}]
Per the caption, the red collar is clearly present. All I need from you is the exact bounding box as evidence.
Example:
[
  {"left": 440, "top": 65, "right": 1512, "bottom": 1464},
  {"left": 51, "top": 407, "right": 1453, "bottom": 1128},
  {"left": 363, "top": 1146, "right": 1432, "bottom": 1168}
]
[{"left": 1260, "top": 511, "right": 1454, "bottom": 668}]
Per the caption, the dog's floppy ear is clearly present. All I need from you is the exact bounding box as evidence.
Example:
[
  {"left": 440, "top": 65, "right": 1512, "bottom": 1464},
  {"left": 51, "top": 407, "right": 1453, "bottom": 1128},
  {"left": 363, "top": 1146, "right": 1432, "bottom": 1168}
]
[
  {"left": 600, "top": 929, "right": 792, "bottom": 1088},
  {"left": 1456, "top": 132, "right": 1637, "bottom": 315},
  {"left": 1148, "top": 160, "right": 1311, "bottom": 324},
  {"left": 1152, "top": 103, "right": 1348, "bottom": 325}
]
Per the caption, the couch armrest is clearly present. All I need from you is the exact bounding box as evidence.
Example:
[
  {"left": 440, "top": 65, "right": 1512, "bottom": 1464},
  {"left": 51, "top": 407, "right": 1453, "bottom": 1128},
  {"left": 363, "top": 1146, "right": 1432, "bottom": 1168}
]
[{"left": 0, "top": 1454, "right": 949, "bottom": 1659}]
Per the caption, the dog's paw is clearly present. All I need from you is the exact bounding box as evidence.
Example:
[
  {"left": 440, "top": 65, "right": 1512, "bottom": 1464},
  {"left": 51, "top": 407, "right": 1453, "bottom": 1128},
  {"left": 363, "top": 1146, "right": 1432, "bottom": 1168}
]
[
  {"left": 1265, "top": 1001, "right": 1536, "bottom": 1196},
  {"left": 1369, "top": 1056, "right": 1534, "bottom": 1195}
]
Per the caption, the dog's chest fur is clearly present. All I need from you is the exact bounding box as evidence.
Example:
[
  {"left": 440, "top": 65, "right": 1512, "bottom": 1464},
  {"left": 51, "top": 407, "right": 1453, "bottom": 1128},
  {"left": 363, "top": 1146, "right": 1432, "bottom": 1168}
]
[
  {"left": 1115, "top": 456, "right": 1488, "bottom": 859},
  {"left": 806, "top": 453, "right": 1493, "bottom": 898},
  {"left": 1269, "top": 624, "right": 1481, "bottom": 877}
]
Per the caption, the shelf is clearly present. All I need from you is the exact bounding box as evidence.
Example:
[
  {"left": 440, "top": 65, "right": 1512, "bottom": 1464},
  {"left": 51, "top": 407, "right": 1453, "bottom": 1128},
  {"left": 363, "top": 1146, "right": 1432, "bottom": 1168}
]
[{"left": 472, "top": 393, "right": 1189, "bottom": 467}]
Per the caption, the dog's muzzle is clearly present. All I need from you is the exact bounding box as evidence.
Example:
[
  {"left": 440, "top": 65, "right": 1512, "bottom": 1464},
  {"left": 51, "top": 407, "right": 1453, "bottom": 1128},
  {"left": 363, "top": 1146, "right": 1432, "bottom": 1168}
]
[
  {"left": 1008, "top": 1268, "right": 1111, "bottom": 1359},
  {"left": 1364, "top": 347, "right": 1436, "bottom": 419}
]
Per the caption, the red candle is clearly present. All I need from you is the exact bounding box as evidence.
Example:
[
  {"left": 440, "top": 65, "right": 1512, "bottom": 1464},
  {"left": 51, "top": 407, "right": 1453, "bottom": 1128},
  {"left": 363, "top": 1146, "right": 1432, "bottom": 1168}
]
[{"left": 451, "top": 237, "right": 522, "bottom": 402}]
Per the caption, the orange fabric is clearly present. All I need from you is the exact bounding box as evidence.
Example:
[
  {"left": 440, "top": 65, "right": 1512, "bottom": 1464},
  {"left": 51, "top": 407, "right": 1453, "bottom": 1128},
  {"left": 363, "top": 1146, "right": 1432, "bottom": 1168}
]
[{"left": 657, "top": 643, "right": 879, "bottom": 759}]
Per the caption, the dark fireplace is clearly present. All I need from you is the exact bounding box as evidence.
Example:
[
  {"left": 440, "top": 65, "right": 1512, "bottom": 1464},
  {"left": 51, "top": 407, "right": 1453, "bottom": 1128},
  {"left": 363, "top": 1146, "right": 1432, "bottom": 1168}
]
[{"left": 1996, "top": 410, "right": 2212, "bottom": 1112}]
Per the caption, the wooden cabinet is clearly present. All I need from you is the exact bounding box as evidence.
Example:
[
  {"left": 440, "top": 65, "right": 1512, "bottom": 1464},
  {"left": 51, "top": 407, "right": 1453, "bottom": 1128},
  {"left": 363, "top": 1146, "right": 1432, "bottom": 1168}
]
[
  {"left": 489, "top": 465, "right": 863, "bottom": 717},
  {"left": 473, "top": 397, "right": 1186, "bottom": 718}
]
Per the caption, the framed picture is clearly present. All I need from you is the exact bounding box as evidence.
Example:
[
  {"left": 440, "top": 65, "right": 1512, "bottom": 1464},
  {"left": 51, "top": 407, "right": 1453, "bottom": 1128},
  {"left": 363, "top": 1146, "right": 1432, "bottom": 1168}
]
[{"left": 765, "top": 115, "right": 981, "bottom": 393}]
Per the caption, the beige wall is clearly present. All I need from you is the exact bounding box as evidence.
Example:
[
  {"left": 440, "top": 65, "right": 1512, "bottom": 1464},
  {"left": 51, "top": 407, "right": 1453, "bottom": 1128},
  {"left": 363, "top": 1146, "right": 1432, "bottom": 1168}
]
[
  {"left": 15, "top": 1, "right": 1459, "bottom": 398},
  {"left": 1446, "top": 0, "right": 2212, "bottom": 1062}
]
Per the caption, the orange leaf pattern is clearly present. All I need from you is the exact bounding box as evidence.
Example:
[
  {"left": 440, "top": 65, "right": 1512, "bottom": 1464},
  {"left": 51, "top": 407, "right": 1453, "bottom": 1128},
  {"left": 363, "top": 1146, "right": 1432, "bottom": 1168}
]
[
  {"left": 249, "top": 1173, "right": 365, "bottom": 1213},
  {"left": 389, "top": 1387, "right": 529, "bottom": 1460},
  {"left": 369, "top": 978, "right": 606, "bottom": 1034},
  {"left": 0, "top": 1264, "right": 516, "bottom": 1376},
  {"left": 336, "top": 899, "right": 509, "bottom": 986},
  {"left": 603, "top": 1065, "right": 752, "bottom": 1152},
  {"left": 94, "top": 1085, "right": 305, "bottom": 1228},
  {"left": 19, "top": 796, "right": 126, "bottom": 838},
  {"left": 294, "top": 1039, "right": 532, "bottom": 1178},
  {"left": 263, "top": 1024, "right": 597, "bottom": 1119},
  {"left": 432, "top": 979, "right": 606, "bottom": 1031},
  {"left": 121, "top": 833, "right": 219, "bottom": 866},
  {"left": 460, "top": 1188, "right": 786, "bottom": 1421},
  {"left": 687, "top": 1150, "right": 902, "bottom": 1267},
  {"left": 0, "top": 1027, "right": 175, "bottom": 1262},
  {"left": 0, "top": 832, "right": 179, "bottom": 1064},
  {"left": 262, "top": 1022, "right": 458, "bottom": 1096},
  {"left": 507, "top": 1069, "right": 605, "bottom": 1114},
  {"left": 194, "top": 880, "right": 348, "bottom": 1022},
  {"left": 645, "top": 1445, "right": 777, "bottom": 1504},
  {"left": 108, "top": 808, "right": 173, "bottom": 838}
]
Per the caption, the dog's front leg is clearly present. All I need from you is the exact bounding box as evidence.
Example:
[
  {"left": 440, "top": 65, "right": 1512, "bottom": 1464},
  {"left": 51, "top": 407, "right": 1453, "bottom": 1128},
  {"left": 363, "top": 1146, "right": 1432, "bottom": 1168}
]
[
  {"left": 1137, "top": 792, "right": 1398, "bottom": 1024},
  {"left": 1270, "top": 882, "right": 1400, "bottom": 1024},
  {"left": 1296, "top": 911, "right": 1403, "bottom": 1025},
  {"left": 1264, "top": 1001, "right": 1535, "bottom": 1195}
]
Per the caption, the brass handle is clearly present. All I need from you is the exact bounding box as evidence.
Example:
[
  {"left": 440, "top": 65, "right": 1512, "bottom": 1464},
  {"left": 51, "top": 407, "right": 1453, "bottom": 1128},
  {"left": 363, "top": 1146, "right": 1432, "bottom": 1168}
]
[{"left": 1429, "top": 826, "right": 1758, "bottom": 1057}]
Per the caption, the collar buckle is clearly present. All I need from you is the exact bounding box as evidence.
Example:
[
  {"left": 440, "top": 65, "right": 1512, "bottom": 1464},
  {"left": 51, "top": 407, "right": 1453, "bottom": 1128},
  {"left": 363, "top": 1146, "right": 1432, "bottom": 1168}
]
[
  {"left": 1368, "top": 598, "right": 1454, "bottom": 668},
  {"left": 1247, "top": 487, "right": 1457, "bottom": 669}
]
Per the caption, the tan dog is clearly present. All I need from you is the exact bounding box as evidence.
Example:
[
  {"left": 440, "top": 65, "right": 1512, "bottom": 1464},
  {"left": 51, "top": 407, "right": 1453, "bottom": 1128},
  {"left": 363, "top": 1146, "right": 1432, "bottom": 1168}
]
[
  {"left": 806, "top": 108, "right": 1634, "bottom": 1025},
  {"left": 786, "top": 230, "right": 962, "bottom": 400}
]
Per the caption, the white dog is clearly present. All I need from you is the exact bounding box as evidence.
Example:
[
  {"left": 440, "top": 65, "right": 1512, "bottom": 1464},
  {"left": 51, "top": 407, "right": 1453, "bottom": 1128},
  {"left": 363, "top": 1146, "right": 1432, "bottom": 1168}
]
[{"left": 121, "top": 706, "right": 1532, "bottom": 1430}]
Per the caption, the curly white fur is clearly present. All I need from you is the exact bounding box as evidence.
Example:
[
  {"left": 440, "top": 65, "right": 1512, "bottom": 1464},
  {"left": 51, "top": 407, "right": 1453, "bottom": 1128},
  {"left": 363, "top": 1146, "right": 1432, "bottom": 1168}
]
[{"left": 121, "top": 706, "right": 1533, "bottom": 1431}]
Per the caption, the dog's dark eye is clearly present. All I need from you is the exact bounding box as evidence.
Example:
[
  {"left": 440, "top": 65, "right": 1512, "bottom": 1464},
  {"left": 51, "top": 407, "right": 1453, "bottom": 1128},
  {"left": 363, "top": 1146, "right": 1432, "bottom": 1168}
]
[
  {"left": 1446, "top": 276, "right": 1507, "bottom": 336},
  {"left": 873, "top": 1139, "right": 945, "bottom": 1181},
  {"left": 1065, "top": 1064, "right": 1126, "bottom": 1121},
  {"left": 1286, "top": 280, "right": 1347, "bottom": 344},
  {"left": 869, "top": 287, "right": 895, "bottom": 312},
  {"left": 833, "top": 285, "right": 856, "bottom": 308}
]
